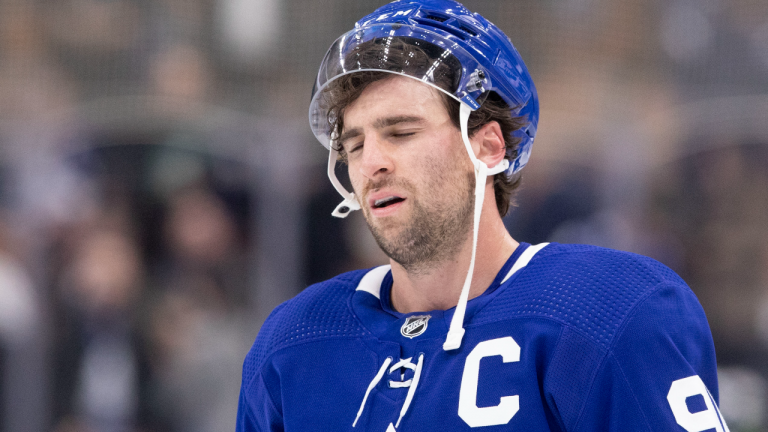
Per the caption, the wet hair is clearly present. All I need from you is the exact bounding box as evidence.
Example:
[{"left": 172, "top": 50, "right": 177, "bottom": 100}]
[{"left": 322, "top": 37, "right": 525, "bottom": 216}]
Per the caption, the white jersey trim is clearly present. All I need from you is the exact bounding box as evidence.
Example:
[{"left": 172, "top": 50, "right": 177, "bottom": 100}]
[
  {"left": 355, "top": 243, "right": 548, "bottom": 299},
  {"left": 500, "top": 243, "right": 549, "bottom": 285},
  {"left": 355, "top": 264, "right": 392, "bottom": 299}
]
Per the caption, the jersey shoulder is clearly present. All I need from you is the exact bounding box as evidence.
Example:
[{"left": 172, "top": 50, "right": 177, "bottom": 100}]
[
  {"left": 478, "top": 243, "right": 691, "bottom": 349},
  {"left": 241, "top": 269, "right": 372, "bottom": 385}
]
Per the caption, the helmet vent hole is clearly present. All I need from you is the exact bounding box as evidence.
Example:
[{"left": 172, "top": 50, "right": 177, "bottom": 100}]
[
  {"left": 459, "top": 25, "right": 477, "bottom": 37},
  {"left": 422, "top": 13, "right": 448, "bottom": 23}
]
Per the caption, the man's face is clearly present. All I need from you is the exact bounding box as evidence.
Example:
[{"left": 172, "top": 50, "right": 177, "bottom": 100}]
[{"left": 339, "top": 76, "right": 475, "bottom": 271}]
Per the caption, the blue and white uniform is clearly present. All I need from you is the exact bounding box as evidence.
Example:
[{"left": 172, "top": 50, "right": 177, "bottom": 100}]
[{"left": 236, "top": 243, "right": 727, "bottom": 431}]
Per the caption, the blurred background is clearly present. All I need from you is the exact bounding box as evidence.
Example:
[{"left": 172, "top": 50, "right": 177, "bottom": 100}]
[{"left": 0, "top": 0, "right": 766, "bottom": 430}]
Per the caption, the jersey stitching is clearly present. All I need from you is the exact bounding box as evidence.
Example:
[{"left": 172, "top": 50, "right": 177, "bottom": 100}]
[
  {"left": 553, "top": 325, "right": 611, "bottom": 432},
  {"left": 571, "top": 282, "right": 684, "bottom": 431},
  {"left": 263, "top": 332, "right": 376, "bottom": 367},
  {"left": 466, "top": 311, "right": 613, "bottom": 431},
  {"left": 541, "top": 325, "right": 571, "bottom": 432},
  {"left": 259, "top": 279, "right": 372, "bottom": 365},
  {"left": 246, "top": 301, "right": 288, "bottom": 373},
  {"left": 470, "top": 279, "right": 673, "bottom": 430},
  {"left": 546, "top": 281, "right": 674, "bottom": 431},
  {"left": 469, "top": 245, "right": 547, "bottom": 319},
  {"left": 242, "top": 370, "right": 284, "bottom": 429},
  {"left": 258, "top": 370, "right": 284, "bottom": 424},
  {"left": 569, "top": 345, "right": 611, "bottom": 432},
  {"left": 611, "top": 353, "right": 654, "bottom": 430},
  {"left": 479, "top": 249, "right": 682, "bottom": 349},
  {"left": 570, "top": 351, "right": 654, "bottom": 431},
  {"left": 462, "top": 314, "right": 603, "bottom": 350},
  {"left": 241, "top": 397, "right": 264, "bottom": 432},
  {"left": 526, "top": 245, "right": 681, "bottom": 289},
  {"left": 347, "top": 282, "right": 384, "bottom": 338},
  {"left": 605, "top": 281, "right": 680, "bottom": 353}
]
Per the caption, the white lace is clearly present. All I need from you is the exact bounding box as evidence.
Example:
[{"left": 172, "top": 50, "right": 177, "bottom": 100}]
[
  {"left": 443, "top": 103, "right": 508, "bottom": 351},
  {"left": 327, "top": 126, "right": 361, "bottom": 218},
  {"left": 353, "top": 354, "right": 425, "bottom": 430}
]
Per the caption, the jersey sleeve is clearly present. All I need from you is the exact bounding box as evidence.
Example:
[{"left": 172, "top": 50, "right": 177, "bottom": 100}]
[
  {"left": 572, "top": 282, "right": 727, "bottom": 431},
  {"left": 236, "top": 304, "right": 287, "bottom": 432},
  {"left": 236, "top": 367, "right": 284, "bottom": 432}
]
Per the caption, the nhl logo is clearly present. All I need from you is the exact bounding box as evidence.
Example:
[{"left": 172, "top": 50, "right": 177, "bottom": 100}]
[{"left": 401, "top": 315, "right": 431, "bottom": 339}]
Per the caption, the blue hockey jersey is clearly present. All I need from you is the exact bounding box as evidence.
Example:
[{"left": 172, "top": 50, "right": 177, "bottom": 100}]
[{"left": 236, "top": 243, "right": 728, "bottom": 431}]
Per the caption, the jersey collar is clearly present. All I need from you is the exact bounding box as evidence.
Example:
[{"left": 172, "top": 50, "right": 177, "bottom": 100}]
[{"left": 350, "top": 242, "right": 550, "bottom": 342}]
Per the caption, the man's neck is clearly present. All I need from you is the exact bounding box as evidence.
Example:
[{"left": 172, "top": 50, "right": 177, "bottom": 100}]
[{"left": 388, "top": 198, "right": 518, "bottom": 313}]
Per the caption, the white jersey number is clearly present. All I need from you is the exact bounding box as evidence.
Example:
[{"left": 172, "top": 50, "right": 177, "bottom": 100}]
[
  {"left": 667, "top": 375, "right": 729, "bottom": 432},
  {"left": 459, "top": 337, "right": 520, "bottom": 427}
]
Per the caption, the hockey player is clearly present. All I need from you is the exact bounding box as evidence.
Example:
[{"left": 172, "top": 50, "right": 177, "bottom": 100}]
[{"left": 237, "top": 1, "right": 728, "bottom": 430}]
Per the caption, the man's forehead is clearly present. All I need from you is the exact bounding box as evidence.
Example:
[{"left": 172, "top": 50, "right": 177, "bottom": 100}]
[{"left": 361, "top": 74, "right": 444, "bottom": 101}]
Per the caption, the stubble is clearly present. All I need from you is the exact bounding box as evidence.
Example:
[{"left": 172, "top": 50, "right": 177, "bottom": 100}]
[{"left": 361, "top": 170, "right": 475, "bottom": 275}]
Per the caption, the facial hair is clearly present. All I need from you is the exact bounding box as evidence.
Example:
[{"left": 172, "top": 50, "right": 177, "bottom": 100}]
[{"left": 361, "top": 171, "right": 475, "bottom": 274}]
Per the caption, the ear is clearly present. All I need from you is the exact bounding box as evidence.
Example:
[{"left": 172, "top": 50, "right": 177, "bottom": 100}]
[{"left": 470, "top": 121, "right": 506, "bottom": 169}]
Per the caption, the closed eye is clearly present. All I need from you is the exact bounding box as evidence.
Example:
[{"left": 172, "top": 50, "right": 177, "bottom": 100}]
[
  {"left": 343, "top": 139, "right": 364, "bottom": 153},
  {"left": 390, "top": 129, "right": 420, "bottom": 140}
]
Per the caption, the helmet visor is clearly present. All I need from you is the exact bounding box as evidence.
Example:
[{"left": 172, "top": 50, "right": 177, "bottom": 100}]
[{"left": 309, "top": 23, "right": 491, "bottom": 148}]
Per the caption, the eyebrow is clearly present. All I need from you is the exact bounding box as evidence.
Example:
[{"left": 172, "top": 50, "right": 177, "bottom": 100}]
[{"left": 337, "top": 115, "right": 425, "bottom": 146}]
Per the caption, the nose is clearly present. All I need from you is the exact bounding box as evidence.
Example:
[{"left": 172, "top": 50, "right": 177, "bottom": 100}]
[{"left": 358, "top": 136, "right": 394, "bottom": 180}]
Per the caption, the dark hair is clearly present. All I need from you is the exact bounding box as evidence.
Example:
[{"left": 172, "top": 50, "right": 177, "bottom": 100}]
[{"left": 322, "top": 37, "right": 525, "bottom": 216}]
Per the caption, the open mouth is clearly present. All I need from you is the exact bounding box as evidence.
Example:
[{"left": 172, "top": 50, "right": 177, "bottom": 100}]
[{"left": 373, "top": 196, "right": 405, "bottom": 209}]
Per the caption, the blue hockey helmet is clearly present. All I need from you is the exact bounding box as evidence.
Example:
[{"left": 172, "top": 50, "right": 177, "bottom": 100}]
[{"left": 309, "top": 0, "right": 539, "bottom": 175}]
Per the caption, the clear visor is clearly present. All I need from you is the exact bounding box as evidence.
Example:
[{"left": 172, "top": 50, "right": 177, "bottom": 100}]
[{"left": 309, "top": 23, "right": 491, "bottom": 148}]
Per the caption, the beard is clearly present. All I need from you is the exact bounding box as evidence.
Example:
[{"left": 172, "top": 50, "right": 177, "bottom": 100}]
[{"left": 361, "top": 171, "right": 475, "bottom": 274}]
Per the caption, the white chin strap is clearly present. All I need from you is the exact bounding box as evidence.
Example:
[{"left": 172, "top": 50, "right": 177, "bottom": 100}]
[
  {"left": 325, "top": 105, "right": 508, "bottom": 351},
  {"left": 327, "top": 139, "right": 362, "bottom": 218},
  {"left": 443, "top": 103, "right": 508, "bottom": 351}
]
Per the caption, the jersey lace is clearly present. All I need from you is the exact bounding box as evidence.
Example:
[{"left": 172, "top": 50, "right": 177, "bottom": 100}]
[{"left": 353, "top": 354, "right": 425, "bottom": 431}]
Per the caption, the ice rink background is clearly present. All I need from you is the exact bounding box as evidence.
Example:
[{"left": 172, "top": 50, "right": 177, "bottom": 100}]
[{"left": 0, "top": 0, "right": 767, "bottom": 430}]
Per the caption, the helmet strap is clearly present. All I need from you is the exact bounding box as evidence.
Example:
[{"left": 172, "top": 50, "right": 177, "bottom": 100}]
[
  {"left": 443, "top": 103, "right": 507, "bottom": 350},
  {"left": 328, "top": 134, "right": 361, "bottom": 218}
]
